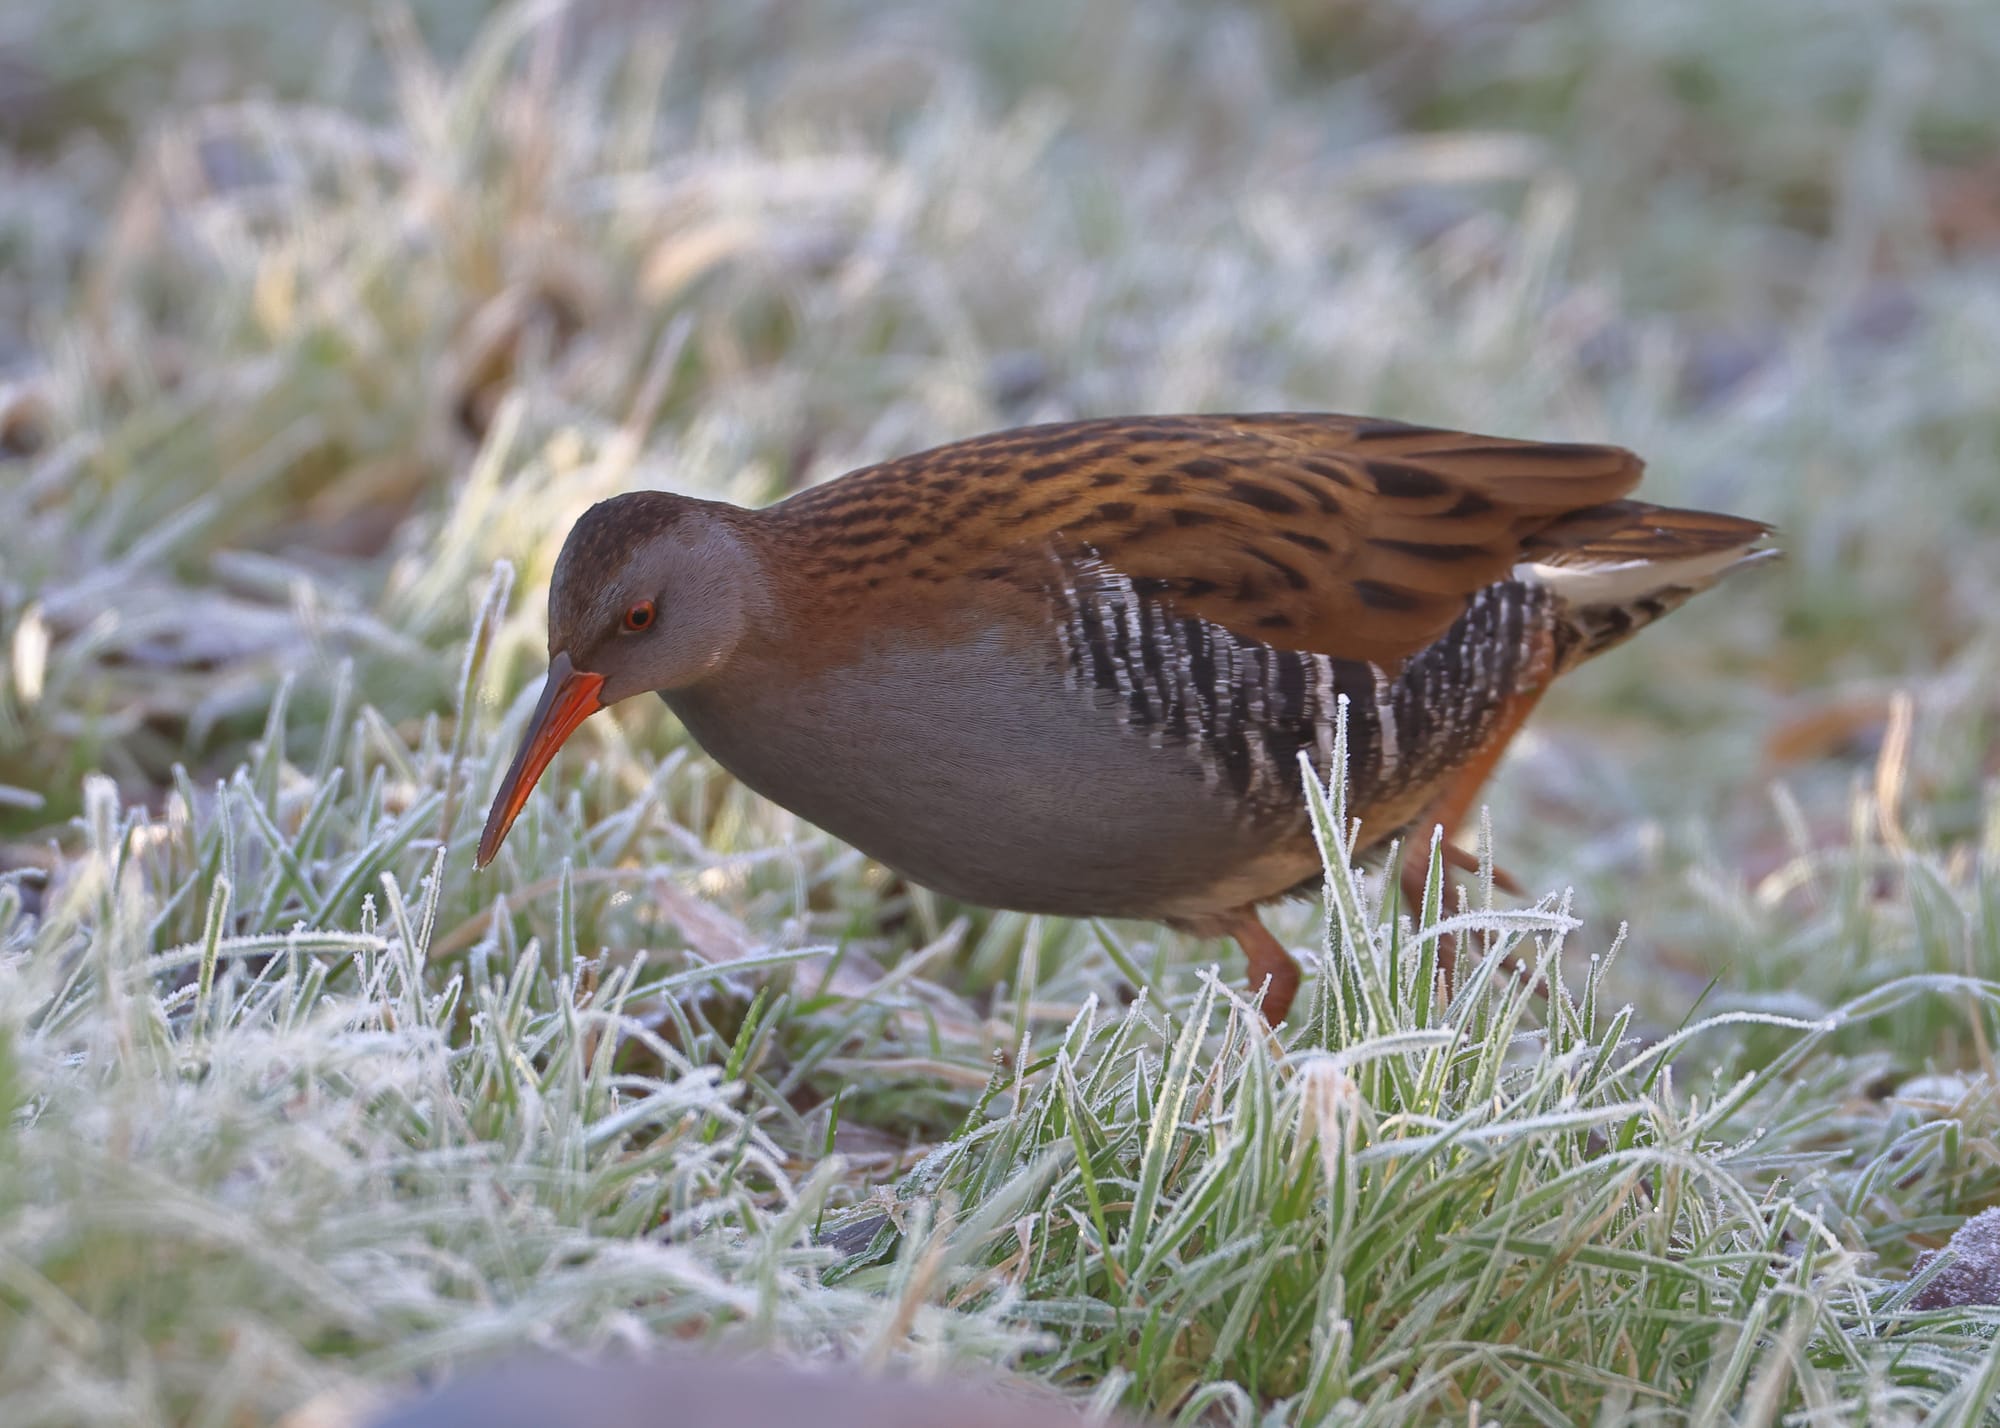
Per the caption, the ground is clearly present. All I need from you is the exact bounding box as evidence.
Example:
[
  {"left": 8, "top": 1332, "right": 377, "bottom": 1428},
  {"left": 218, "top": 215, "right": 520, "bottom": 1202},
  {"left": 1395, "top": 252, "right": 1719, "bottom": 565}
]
[{"left": 2, "top": 0, "right": 1999, "bottom": 1423}]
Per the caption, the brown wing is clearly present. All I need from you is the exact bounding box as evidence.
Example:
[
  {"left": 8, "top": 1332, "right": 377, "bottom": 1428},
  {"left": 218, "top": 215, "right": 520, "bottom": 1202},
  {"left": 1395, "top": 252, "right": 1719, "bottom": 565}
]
[{"left": 772, "top": 413, "right": 1643, "bottom": 667}]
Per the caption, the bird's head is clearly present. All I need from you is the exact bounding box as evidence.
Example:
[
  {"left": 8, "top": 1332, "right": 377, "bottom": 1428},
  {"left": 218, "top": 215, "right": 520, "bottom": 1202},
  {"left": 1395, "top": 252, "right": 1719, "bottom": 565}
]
[{"left": 476, "top": 492, "right": 759, "bottom": 867}]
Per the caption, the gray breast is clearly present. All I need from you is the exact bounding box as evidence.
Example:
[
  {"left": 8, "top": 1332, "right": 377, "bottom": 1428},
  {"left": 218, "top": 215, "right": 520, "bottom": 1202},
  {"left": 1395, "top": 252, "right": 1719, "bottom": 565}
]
[{"left": 664, "top": 621, "right": 1319, "bottom": 925}]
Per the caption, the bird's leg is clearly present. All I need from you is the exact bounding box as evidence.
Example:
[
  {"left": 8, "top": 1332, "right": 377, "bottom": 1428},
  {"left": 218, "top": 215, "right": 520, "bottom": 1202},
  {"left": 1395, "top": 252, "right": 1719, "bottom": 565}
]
[
  {"left": 1228, "top": 911, "right": 1301, "bottom": 1023},
  {"left": 1398, "top": 687, "right": 1544, "bottom": 997}
]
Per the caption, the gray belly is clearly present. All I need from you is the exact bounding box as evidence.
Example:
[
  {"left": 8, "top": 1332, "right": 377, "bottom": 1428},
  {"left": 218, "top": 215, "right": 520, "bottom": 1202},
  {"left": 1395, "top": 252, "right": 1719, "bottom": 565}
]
[{"left": 663, "top": 631, "right": 1317, "bottom": 927}]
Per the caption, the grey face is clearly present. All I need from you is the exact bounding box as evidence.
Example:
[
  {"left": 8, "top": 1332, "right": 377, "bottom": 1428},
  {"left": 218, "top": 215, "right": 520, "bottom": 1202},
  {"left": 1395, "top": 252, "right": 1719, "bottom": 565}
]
[
  {"left": 546, "top": 493, "right": 759, "bottom": 704},
  {"left": 476, "top": 491, "right": 767, "bottom": 868}
]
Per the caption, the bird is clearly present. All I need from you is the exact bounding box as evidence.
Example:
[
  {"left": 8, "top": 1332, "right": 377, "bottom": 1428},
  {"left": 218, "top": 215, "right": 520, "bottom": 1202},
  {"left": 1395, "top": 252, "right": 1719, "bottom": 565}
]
[{"left": 476, "top": 413, "right": 1772, "bottom": 1021}]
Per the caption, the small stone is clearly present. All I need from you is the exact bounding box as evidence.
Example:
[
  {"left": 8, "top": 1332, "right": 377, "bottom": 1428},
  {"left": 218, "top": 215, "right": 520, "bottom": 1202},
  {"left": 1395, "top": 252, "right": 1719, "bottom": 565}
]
[{"left": 1908, "top": 1206, "right": 2000, "bottom": 1310}]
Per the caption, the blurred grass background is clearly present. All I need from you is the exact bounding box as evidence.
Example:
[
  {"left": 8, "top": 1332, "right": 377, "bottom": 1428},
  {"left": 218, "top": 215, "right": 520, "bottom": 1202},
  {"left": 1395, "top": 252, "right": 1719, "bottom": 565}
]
[{"left": 2, "top": 0, "right": 1999, "bottom": 1423}]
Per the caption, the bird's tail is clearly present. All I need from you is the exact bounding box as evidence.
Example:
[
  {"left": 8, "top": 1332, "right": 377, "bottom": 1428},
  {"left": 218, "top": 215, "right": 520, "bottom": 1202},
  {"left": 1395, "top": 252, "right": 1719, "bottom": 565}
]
[{"left": 1513, "top": 500, "right": 1776, "bottom": 668}]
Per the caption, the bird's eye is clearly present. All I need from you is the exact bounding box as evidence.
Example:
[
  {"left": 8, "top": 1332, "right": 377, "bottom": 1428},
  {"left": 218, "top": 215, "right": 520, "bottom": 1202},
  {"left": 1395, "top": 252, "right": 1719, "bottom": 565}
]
[{"left": 622, "top": 600, "right": 656, "bottom": 632}]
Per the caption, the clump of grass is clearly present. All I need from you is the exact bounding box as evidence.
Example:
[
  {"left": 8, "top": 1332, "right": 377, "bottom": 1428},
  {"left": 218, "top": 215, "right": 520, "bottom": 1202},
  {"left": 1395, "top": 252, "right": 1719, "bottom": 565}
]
[
  {"left": 839, "top": 741, "right": 2000, "bottom": 1423},
  {"left": 0, "top": 731, "right": 1026, "bottom": 1427}
]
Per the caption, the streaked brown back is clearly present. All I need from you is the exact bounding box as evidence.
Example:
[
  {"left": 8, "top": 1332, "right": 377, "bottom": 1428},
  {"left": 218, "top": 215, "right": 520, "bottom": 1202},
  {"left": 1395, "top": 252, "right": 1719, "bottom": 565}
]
[{"left": 769, "top": 413, "right": 1643, "bottom": 666}]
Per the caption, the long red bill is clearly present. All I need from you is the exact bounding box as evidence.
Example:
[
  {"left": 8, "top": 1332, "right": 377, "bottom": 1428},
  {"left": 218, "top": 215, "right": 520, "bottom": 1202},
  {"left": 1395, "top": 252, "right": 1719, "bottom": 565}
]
[{"left": 476, "top": 651, "right": 606, "bottom": 868}]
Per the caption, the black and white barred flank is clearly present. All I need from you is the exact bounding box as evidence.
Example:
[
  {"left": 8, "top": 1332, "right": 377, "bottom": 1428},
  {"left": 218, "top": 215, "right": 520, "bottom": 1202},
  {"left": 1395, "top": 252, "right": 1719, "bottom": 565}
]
[{"left": 1051, "top": 555, "right": 1557, "bottom": 822}]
